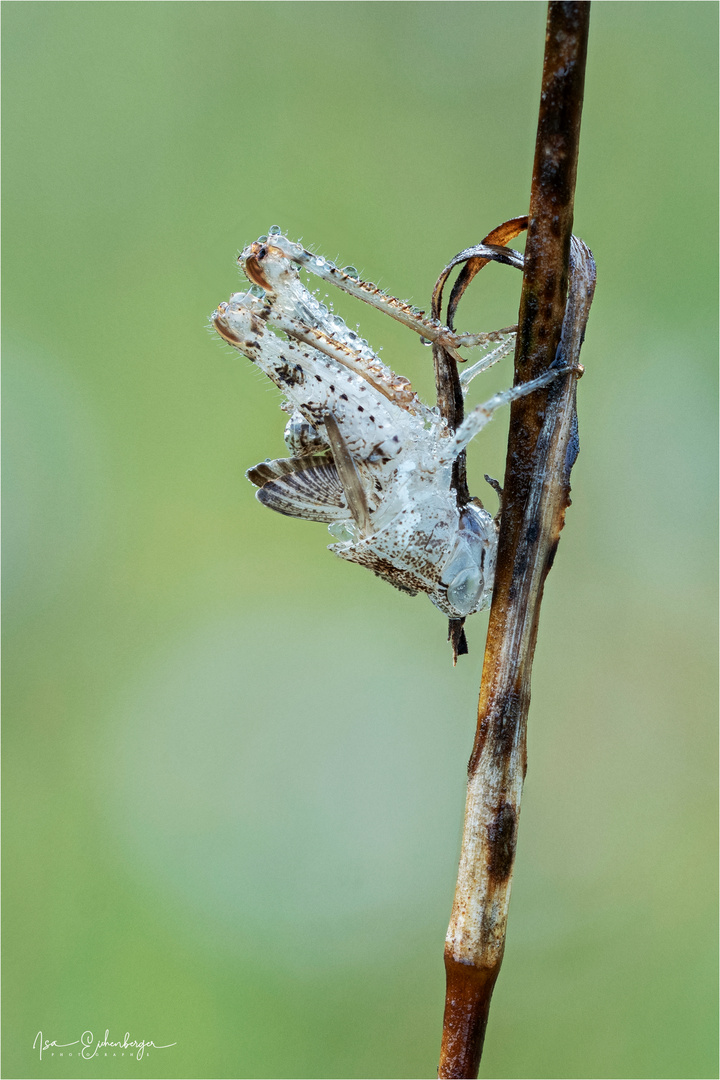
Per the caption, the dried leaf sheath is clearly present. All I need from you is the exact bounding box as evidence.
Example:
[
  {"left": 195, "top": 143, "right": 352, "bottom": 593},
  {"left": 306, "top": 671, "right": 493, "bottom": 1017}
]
[
  {"left": 430, "top": 218, "right": 529, "bottom": 658},
  {"left": 439, "top": 5, "right": 592, "bottom": 1072},
  {"left": 440, "top": 239, "right": 595, "bottom": 1079}
]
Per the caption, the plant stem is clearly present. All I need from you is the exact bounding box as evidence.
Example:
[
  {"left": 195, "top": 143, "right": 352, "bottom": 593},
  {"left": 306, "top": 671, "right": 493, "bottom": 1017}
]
[{"left": 438, "top": 4, "right": 593, "bottom": 1077}]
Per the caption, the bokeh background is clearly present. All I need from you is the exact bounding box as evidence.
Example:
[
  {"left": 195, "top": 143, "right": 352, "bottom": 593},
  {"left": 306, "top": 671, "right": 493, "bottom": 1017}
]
[{"left": 3, "top": 3, "right": 717, "bottom": 1078}]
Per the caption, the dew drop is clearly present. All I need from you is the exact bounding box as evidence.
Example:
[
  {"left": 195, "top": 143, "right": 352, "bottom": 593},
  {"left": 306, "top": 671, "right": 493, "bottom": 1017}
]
[
  {"left": 257, "top": 235, "right": 268, "bottom": 243},
  {"left": 328, "top": 521, "right": 353, "bottom": 542},
  {"left": 268, "top": 225, "right": 282, "bottom": 235},
  {"left": 343, "top": 266, "right": 359, "bottom": 278},
  {"left": 250, "top": 285, "right": 266, "bottom": 298},
  {"left": 420, "top": 337, "right": 432, "bottom": 346}
]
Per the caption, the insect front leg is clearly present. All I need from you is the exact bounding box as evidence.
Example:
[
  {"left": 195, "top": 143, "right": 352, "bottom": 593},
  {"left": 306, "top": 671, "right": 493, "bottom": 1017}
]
[
  {"left": 438, "top": 365, "right": 577, "bottom": 465},
  {"left": 458, "top": 337, "right": 517, "bottom": 393}
]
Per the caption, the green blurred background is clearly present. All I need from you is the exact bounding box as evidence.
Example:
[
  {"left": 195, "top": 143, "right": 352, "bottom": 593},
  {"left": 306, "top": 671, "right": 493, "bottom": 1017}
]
[{"left": 3, "top": 3, "right": 717, "bottom": 1078}]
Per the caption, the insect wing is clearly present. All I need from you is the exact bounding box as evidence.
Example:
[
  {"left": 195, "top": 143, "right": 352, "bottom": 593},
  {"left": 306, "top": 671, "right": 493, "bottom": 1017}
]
[{"left": 248, "top": 455, "right": 349, "bottom": 523}]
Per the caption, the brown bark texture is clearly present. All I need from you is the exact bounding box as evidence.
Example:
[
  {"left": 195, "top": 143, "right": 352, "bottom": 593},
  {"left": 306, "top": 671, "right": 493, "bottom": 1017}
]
[{"left": 438, "top": 4, "right": 595, "bottom": 1077}]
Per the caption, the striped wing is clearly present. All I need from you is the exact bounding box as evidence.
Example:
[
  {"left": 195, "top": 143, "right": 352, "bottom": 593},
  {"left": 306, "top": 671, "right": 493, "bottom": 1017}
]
[{"left": 247, "top": 454, "right": 348, "bottom": 522}]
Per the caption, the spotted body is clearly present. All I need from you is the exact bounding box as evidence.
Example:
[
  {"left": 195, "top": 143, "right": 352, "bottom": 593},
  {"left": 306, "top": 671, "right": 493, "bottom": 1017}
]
[{"left": 212, "top": 230, "right": 564, "bottom": 620}]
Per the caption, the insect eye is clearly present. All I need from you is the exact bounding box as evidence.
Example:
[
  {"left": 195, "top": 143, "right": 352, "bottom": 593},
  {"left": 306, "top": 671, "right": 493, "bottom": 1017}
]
[
  {"left": 257, "top": 245, "right": 268, "bottom": 260},
  {"left": 447, "top": 567, "right": 482, "bottom": 616}
]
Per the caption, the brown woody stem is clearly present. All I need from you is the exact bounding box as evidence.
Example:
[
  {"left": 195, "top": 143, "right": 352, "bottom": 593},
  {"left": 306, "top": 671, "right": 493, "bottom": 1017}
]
[{"left": 438, "top": 4, "right": 593, "bottom": 1077}]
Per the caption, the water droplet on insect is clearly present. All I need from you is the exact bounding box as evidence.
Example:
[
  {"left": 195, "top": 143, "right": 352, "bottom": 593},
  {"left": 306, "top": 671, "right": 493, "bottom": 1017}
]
[
  {"left": 420, "top": 337, "right": 432, "bottom": 346},
  {"left": 315, "top": 257, "right": 326, "bottom": 268},
  {"left": 329, "top": 314, "right": 346, "bottom": 328},
  {"left": 250, "top": 285, "right": 266, "bottom": 298},
  {"left": 268, "top": 225, "right": 282, "bottom": 235},
  {"left": 343, "top": 266, "right": 359, "bottom": 278},
  {"left": 411, "top": 306, "right": 423, "bottom": 316},
  {"left": 328, "top": 521, "right": 353, "bottom": 542},
  {"left": 257, "top": 235, "right": 268, "bottom": 243}
]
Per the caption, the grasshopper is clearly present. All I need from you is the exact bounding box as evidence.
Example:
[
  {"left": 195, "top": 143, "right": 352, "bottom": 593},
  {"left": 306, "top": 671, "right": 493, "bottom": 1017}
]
[{"left": 212, "top": 227, "right": 568, "bottom": 630}]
